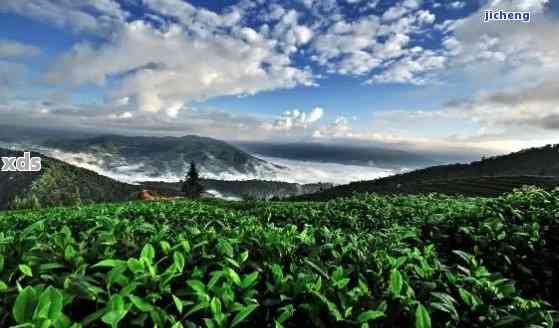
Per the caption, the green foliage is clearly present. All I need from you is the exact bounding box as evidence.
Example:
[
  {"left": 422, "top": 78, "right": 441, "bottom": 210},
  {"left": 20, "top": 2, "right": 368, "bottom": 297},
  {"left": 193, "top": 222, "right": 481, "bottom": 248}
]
[
  {"left": 0, "top": 148, "right": 140, "bottom": 210},
  {"left": 0, "top": 187, "right": 558, "bottom": 327}
]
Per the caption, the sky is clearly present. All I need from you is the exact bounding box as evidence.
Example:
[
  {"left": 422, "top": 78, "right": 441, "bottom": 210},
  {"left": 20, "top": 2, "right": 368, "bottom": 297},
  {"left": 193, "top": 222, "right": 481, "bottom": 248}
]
[{"left": 0, "top": 0, "right": 558, "bottom": 157}]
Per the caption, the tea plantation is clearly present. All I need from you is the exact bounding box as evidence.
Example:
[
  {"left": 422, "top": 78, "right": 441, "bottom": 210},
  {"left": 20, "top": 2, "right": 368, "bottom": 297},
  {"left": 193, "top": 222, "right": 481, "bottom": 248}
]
[{"left": 0, "top": 187, "right": 558, "bottom": 327}]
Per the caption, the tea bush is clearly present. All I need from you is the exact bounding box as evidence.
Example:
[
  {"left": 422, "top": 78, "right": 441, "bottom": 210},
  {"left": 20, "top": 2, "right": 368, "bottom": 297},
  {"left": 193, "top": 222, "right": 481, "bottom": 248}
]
[{"left": 0, "top": 187, "right": 557, "bottom": 327}]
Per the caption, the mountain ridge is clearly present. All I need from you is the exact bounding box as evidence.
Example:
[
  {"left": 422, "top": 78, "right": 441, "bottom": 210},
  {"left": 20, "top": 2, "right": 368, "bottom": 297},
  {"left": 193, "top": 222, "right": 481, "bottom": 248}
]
[
  {"left": 0, "top": 148, "right": 331, "bottom": 210},
  {"left": 297, "top": 143, "right": 559, "bottom": 200},
  {"left": 0, "top": 126, "right": 282, "bottom": 181}
]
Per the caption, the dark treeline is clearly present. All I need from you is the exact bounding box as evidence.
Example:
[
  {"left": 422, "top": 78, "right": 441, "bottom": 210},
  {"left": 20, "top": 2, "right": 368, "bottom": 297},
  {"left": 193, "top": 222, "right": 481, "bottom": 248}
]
[
  {"left": 297, "top": 144, "right": 559, "bottom": 200},
  {"left": 143, "top": 179, "right": 332, "bottom": 200}
]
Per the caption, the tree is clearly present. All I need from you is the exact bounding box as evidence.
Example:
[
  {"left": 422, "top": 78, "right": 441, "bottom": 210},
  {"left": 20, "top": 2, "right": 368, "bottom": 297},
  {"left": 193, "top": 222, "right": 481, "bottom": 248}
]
[{"left": 182, "top": 161, "right": 204, "bottom": 198}]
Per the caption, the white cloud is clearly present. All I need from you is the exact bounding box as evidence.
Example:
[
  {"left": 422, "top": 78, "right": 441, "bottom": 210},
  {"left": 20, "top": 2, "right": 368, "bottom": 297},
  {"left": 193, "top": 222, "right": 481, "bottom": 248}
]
[
  {"left": 313, "top": 116, "right": 353, "bottom": 138},
  {"left": 143, "top": 0, "right": 243, "bottom": 30},
  {"left": 488, "top": 0, "right": 549, "bottom": 11},
  {"left": 382, "top": 0, "right": 422, "bottom": 21},
  {"left": 0, "top": 39, "right": 41, "bottom": 59},
  {"left": 369, "top": 49, "right": 446, "bottom": 85},
  {"left": 109, "top": 111, "right": 134, "bottom": 120},
  {"left": 293, "top": 25, "right": 314, "bottom": 45},
  {"left": 0, "top": 0, "right": 127, "bottom": 35},
  {"left": 265, "top": 107, "right": 324, "bottom": 131},
  {"left": 45, "top": 20, "right": 313, "bottom": 115},
  {"left": 310, "top": 6, "right": 437, "bottom": 78},
  {"left": 254, "top": 155, "right": 395, "bottom": 185},
  {"left": 448, "top": 1, "right": 466, "bottom": 10},
  {"left": 0, "top": 61, "right": 27, "bottom": 93},
  {"left": 1, "top": 0, "right": 558, "bottom": 157},
  {"left": 361, "top": 79, "right": 559, "bottom": 153},
  {"left": 440, "top": 0, "right": 559, "bottom": 87},
  {"left": 382, "top": 6, "right": 410, "bottom": 21}
]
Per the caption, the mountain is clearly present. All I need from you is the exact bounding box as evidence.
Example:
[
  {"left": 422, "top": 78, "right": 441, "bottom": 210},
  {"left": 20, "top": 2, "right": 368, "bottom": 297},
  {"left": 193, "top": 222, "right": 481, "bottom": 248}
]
[
  {"left": 235, "top": 141, "right": 438, "bottom": 169},
  {"left": 0, "top": 148, "right": 140, "bottom": 210},
  {"left": 0, "top": 125, "right": 283, "bottom": 181},
  {"left": 0, "top": 126, "right": 425, "bottom": 184},
  {"left": 0, "top": 147, "right": 331, "bottom": 210},
  {"left": 298, "top": 143, "right": 559, "bottom": 200},
  {"left": 39, "top": 134, "right": 282, "bottom": 181}
]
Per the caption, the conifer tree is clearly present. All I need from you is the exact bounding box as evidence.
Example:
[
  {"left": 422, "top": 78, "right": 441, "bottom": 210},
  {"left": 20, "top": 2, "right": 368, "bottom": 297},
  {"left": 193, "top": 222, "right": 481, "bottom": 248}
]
[{"left": 182, "top": 161, "right": 204, "bottom": 198}]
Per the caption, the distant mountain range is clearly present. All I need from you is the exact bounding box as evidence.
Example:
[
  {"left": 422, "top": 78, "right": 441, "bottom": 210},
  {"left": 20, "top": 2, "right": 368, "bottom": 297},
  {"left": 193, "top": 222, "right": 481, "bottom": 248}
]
[
  {"left": 0, "top": 126, "right": 442, "bottom": 183},
  {"left": 42, "top": 134, "right": 281, "bottom": 180},
  {"left": 235, "top": 141, "right": 438, "bottom": 169},
  {"left": 0, "top": 148, "right": 330, "bottom": 210},
  {"left": 4, "top": 141, "right": 559, "bottom": 209},
  {"left": 298, "top": 143, "right": 559, "bottom": 200},
  {"left": 0, "top": 125, "right": 284, "bottom": 181}
]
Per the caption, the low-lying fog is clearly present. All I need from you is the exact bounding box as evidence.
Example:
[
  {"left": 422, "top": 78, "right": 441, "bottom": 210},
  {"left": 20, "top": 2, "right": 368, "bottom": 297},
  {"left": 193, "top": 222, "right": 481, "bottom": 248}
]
[{"left": 1, "top": 142, "right": 402, "bottom": 185}]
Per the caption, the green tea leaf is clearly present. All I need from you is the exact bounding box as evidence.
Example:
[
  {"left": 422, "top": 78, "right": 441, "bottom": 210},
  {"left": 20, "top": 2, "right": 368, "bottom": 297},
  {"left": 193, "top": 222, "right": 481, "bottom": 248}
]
[
  {"left": 204, "top": 318, "right": 216, "bottom": 328},
  {"left": 127, "top": 258, "right": 144, "bottom": 274},
  {"left": 239, "top": 250, "right": 249, "bottom": 264},
  {"left": 64, "top": 245, "right": 77, "bottom": 261},
  {"left": 129, "top": 295, "right": 152, "bottom": 312},
  {"left": 181, "top": 240, "right": 191, "bottom": 254},
  {"left": 33, "top": 286, "right": 64, "bottom": 321},
  {"left": 13, "top": 286, "right": 39, "bottom": 324},
  {"left": 231, "top": 304, "right": 258, "bottom": 327},
  {"left": 208, "top": 271, "right": 223, "bottom": 290},
  {"left": 102, "top": 295, "right": 129, "bottom": 328},
  {"left": 389, "top": 270, "right": 403, "bottom": 296},
  {"left": 458, "top": 288, "right": 478, "bottom": 309},
  {"left": 185, "top": 301, "right": 209, "bottom": 318},
  {"left": 187, "top": 280, "right": 206, "bottom": 295},
  {"left": 19, "top": 264, "right": 33, "bottom": 277},
  {"left": 93, "top": 259, "right": 126, "bottom": 268},
  {"left": 225, "top": 268, "right": 241, "bottom": 286},
  {"left": 415, "top": 303, "right": 431, "bottom": 328},
  {"left": 173, "top": 252, "right": 185, "bottom": 273},
  {"left": 217, "top": 240, "right": 234, "bottom": 258},
  {"left": 141, "top": 244, "right": 155, "bottom": 262},
  {"left": 160, "top": 240, "right": 171, "bottom": 254},
  {"left": 357, "top": 310, "right": 384, "bottom": 323},
  {"left": 241, "top": 272, "right": 259, "bottom": 289},
  {"left": 452, "top": 250, "right": 472, "bottom": 265},
  {"left": 210, "top": 297, "right": 222, "bottom": 317},
  {"left": 172, "top": 295, "right": 183, "bottom": 314}
]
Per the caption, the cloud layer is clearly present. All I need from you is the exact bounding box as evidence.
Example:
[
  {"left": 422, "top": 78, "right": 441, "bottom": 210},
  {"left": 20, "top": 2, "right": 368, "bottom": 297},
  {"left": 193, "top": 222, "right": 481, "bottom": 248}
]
[{"left": 0, "top": 0, "right": 557, "bottom": 156}]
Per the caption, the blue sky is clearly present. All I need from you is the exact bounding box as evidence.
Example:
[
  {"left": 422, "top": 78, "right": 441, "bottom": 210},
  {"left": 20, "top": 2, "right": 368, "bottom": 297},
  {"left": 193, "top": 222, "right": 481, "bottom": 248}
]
[{"left": 0, "top": 0, "right": 558, "bottom": 156}]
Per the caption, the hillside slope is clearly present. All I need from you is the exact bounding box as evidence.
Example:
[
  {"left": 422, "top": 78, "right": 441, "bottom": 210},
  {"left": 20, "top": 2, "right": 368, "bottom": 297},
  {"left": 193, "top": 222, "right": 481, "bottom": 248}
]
[
  {"left": 299, "top": 143, "right": 559, "bottom": 200},
  {"left": 0, "top": 148, "right": 140, "bottom": 210},
  {"left": 0, "top": 148, "right": 331, "bottom": 209},
  {"left": 42, "top": 134, "right": 279, "bottom": 179}
]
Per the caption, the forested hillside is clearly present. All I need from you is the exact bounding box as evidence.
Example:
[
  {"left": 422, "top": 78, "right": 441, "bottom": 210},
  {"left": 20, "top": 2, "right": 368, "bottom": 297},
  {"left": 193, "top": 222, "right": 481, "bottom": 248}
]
[
  {"left": 0, "top": 148, "right": 140, "bottom": 210},
  {"left": 299, "top": 144, "right": 559, "bottom": 200}
]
